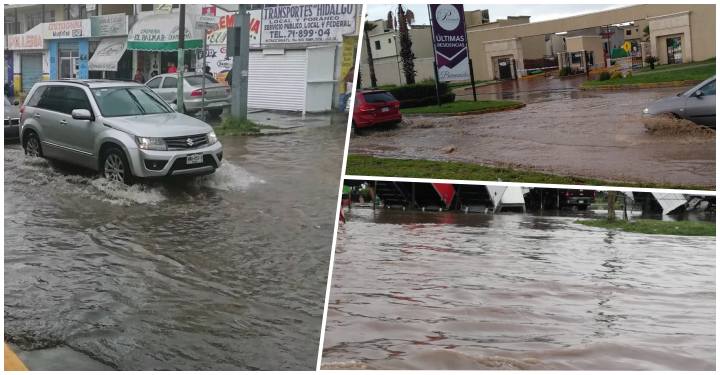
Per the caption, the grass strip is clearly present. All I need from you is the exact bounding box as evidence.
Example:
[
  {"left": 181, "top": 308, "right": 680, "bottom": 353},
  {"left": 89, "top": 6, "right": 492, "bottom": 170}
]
[
  {"left": 345, "top": 155, "right": 711, "bottom": 190},
  {"left": 576, "top": 219, "right": 715, "bottom": 236},
  {"left": 401, "top": 100, "right": 523, "bottom": 115}
]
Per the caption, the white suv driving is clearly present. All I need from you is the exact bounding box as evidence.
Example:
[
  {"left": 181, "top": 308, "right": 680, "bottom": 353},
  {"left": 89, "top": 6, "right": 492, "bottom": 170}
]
[{"left": 20, "top": 80, "right": 223, "bottom": 184}]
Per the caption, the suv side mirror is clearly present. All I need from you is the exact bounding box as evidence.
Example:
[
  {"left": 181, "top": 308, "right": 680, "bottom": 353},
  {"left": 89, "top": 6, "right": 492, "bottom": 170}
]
[
  {"left": 71, "top": 109, "right": 93, "bottom": 120},
  {"left": 693, "top": 90, "right": 704, "bottom": 98}
]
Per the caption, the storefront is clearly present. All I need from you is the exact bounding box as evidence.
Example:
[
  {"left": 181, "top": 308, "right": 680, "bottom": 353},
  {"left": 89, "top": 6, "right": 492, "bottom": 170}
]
[
  {"left": 196, "top": 5, "right": 359, "bottom": 112},
  {"left": 6, "top": 24, "right": 46, "bottom": 95},
  {"left": 88, "top": 13, "right": 131, "bottom": 80},
  {"left": 45, "top": 19, "right": 91, "bottom": 79},
  {"left": 127, "top": 10, "right": 203, "bottom": 79}
]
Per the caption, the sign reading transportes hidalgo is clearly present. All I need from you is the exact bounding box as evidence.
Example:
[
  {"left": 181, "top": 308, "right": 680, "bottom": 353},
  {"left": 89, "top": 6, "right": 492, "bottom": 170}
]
[
  {"left": 429, "top": 4, "right": 470, "bottom": 82},
  {"left": 261, "top": 4, "right": 356, "bottom": 44}
]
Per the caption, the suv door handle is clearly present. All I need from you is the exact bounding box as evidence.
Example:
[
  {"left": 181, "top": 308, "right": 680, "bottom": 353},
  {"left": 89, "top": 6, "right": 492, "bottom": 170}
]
[
  {"left": 33, "top": 113, "right": 40, "bottom": 118},
  {"left": 60, "top": 120, "right": 68, "bottom": 125}
]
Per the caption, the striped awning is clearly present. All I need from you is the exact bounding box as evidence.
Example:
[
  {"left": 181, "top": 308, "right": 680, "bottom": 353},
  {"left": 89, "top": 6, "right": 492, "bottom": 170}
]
[{"left": 127, "top": 12, "right": 203, "bottom": 51}]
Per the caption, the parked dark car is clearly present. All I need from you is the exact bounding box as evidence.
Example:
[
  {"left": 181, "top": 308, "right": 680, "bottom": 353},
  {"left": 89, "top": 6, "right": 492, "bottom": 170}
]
[
  {"left": 525, "top": 188, "right": 596, "bottom": 210},
  {"left": 352, "top": 90, "right": 401, "bottom": 133},
  {"left": 5, "top": 95, "right": 21, "bottom": 140},
  {"left": 643, "top": 75, "right": 716, "bottom": 128}
]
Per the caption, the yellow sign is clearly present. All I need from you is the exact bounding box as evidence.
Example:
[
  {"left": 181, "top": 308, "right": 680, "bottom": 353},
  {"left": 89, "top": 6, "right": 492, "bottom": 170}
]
[
  {"left": 339, "top": 35, "right": 358, "bottom": 93},
  {"left": 622, "top": 41, "right": 632, "bottom": 53}
]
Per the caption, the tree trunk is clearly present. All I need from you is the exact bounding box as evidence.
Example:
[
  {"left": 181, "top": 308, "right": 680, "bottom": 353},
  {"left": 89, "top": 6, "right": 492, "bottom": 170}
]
[
  {"left": 607, "top": 191, "right": 617, "bottom": 221},
  {"left": 398, "top": 5, "right": 416, "bottom": 85}
]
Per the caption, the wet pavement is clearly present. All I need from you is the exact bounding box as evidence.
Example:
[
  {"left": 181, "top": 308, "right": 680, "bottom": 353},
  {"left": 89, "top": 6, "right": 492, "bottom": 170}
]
[
  {"left": 322, "top": 208, "right": 716, "bottom": 370},
  {"left": 4, "top": 111, "right": 347, "bottom": 370},
  {"left": 351, "top": 77, "right": 715, "bottom": 189}
]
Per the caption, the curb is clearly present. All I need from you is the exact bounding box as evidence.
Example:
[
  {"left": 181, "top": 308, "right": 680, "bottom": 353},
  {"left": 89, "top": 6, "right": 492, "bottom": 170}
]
[
  {"left": 402, "top": 102, "right": 526, "bottom": 117},
  {"left": 580, "top": 79, "right": 703, "bottom": 90}
]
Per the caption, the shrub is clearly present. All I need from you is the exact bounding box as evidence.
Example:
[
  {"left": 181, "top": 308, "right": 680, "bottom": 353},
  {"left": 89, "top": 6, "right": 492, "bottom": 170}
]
[
  {"left": 611, "top": 71, "right": 623, "bottom": 80},
  {"left": 645, "top": 56, "right": 658, "bottom": 70},
  {"left": 625, "top": 71, "right": 633, "bottom": 79},
  {"left": 598, "top": 71, "right": 611, "bottom": 81},
  {"left": 387, "top": 81, "right": 454, "bottom": 108}
]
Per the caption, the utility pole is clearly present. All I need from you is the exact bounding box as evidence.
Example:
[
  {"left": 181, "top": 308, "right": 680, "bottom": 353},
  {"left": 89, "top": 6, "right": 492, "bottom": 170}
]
[
  {"left": 176, "top": 4, "right": 186, "bottom": 113},
  {"left": 231, "top": 4, "right": 251, "bottom": 120}
]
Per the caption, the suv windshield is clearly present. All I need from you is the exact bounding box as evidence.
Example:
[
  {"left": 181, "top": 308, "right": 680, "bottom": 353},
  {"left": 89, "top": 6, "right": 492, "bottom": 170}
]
[
  {"left": 185, "top": 75, "right": 219, "bottom": 86},
  {"left": 92, "top": 86, "right": 171, "bottom": 117}
]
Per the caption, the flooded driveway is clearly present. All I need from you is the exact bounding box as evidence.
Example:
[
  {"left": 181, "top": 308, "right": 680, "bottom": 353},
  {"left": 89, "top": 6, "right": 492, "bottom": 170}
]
[
  {"left": 4, "top": 113, "right": 346, "bottom": 370},
  {"left": 350, "top": 78, "right": 715, "bottom": 189},
  {"left": 322, "top": 209, "right": 715, "bottom": 370}
]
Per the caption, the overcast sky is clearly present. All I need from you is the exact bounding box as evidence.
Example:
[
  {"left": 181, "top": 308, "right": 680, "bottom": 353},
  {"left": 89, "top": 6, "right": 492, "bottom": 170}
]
[{"left": 367, "top": 4, "right": 626, "bottom": 25}]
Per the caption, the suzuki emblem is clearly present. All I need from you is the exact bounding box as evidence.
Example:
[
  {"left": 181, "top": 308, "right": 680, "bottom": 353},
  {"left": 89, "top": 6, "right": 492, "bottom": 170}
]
[{"left": 186, "top": 138, "right": 194, "bottom": 147}]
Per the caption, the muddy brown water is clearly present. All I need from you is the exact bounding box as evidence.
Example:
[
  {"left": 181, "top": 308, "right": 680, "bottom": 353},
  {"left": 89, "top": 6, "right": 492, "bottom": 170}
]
[
  {"left": 322, "top": 209, "right": 715, "bottom": 370},
  {"left": 352, "top": 79, "right": 715, "bottom": 188},
  {"left": 4, "top": 119, "right": 346, "bottom": 370}
]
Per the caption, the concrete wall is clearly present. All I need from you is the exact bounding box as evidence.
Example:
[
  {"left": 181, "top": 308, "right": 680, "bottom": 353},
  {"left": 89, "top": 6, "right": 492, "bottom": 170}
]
[
  {"left": 520, "top": 34, "right": 546, "bottom": 59},
  {"left": 467, "top": 4, "right": 715, "bottom": 80}
]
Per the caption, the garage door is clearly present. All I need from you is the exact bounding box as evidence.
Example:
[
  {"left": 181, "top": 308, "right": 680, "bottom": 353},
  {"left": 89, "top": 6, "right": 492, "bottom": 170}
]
[
  {"left": 21, "top": 54, "right": 43, "bottom": 94},
  {"left": 248, "top": 49, "right": 306, "bottom": 111}
]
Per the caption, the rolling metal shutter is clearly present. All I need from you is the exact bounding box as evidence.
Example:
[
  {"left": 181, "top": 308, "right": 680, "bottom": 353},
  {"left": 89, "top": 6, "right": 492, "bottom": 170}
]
[
  {"left": 248, "top": 49, "right": 307, "bottom": 111},
  {"left": 21, "top": 54, "right": 43, "bottom": 93}
]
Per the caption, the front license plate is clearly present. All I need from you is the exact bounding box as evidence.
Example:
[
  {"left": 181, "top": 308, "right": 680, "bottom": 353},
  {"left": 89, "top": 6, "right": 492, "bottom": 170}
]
[
  {"left": 186, "top": 153, "right": 203, "bottom": 165},
  {"left": 381, "top": 107, "right": 389, "bottom": 112}
]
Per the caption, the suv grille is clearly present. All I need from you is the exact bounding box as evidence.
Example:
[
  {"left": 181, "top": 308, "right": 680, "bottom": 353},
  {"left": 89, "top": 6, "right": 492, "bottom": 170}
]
[
  {"left": 5, "top": 118, "right": 20, "bottom": 126},
  {"left": 164, "top": 134, "right": 208, "bottom": 150}
]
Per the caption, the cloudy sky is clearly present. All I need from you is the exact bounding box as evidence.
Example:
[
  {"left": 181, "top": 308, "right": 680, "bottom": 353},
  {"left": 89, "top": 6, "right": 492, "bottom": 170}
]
[{"left": 366, "top": 4, "right": 626, "bottom": 25}]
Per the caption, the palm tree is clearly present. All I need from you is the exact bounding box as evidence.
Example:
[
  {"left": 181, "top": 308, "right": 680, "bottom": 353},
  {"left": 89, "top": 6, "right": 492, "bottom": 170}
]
[
  {"left": 397, "top": 5, "right": 416, "bottom": 84},
  {"left": 364, "top": 21, "right": 378, "bottom": 88}
]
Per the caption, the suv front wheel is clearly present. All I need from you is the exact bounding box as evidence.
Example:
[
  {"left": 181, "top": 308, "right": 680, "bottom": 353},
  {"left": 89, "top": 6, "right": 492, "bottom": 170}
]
[{"left": 102, "top": 146, "right": 133, "bottom": 185}]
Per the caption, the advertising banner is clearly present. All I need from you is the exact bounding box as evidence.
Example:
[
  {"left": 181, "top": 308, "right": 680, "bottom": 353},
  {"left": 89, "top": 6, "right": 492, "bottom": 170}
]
[
  {"left": 44, "top": 19, "right": 91, "bottom": 39},
  {"left": 429, "top": 4, "right": 470, "bottom": 82},
  {"left": 7, "top": 33, "right": 43, "bottom": 50},
  {"left": 261, "top": 4, "right": 356, "bottom": 44},
  {"left": 90, "top": 14, "right": 128, "bottom": 37},
  {"left": 206, "top": 9, "right": 261, "bottom": 48}
]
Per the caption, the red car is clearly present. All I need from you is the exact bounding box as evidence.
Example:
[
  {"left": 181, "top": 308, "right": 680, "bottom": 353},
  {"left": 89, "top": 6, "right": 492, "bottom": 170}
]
[{"left": 352, "top": 90, "right": 402, "bottom": 132}]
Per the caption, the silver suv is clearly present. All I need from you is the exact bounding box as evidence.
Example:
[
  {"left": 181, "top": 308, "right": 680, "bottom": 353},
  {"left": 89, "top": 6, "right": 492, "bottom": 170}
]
[{"left": 20, "top": 80, "right": 223, "bottom": 184}]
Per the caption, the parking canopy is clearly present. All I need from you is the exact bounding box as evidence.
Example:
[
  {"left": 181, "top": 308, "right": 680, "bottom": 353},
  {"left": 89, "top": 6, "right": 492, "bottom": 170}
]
[
  {"left": 127, "top": 12, "right": 202, "bottom": 51},
  {"left": 88, "top": 37, "right": 127, "bottom": 71}
]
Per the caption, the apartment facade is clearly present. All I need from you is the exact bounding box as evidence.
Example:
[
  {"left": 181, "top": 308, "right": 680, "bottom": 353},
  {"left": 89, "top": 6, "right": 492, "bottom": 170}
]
[{"left": 467, "top": 4, "right": 715, "bottom": 81}]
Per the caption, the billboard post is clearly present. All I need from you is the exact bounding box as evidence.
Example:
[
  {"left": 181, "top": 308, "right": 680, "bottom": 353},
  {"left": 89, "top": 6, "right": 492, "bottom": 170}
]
[{"left": 428, "top": 4, "right": 474, "bottom": 102}]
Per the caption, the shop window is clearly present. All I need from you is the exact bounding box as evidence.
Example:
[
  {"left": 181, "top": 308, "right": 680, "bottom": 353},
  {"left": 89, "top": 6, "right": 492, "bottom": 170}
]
[
  {"left": 625, "top": 30, "right": 631, "bottom": 36},
  {"left": 571, "top": 52, "right": 582, "bottom": 65},
  {"left": 374, "top": 40, "right": 381, "bottom": 50}
]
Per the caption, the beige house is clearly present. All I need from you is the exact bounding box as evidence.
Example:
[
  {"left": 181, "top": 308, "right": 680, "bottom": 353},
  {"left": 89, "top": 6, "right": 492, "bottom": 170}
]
[
  {"left": 467, "top": 4, "right": 715, "bottom": 81},
  {"left": 359, "top": 21, "right": 435, "bottom": 87}
]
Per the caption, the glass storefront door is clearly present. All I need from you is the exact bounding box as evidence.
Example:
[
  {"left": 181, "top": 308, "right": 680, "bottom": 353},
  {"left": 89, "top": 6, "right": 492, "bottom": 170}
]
[{"left": 666, "top": 36, "right": 682, "bottom": 64}]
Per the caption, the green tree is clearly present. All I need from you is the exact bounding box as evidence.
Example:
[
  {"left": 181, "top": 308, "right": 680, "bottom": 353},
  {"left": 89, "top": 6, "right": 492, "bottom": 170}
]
[
  {"left": 397, "top": 5, "right": 416, "bottom": 84},
  {"left": 363, "top": 21, "right": 378, "bottom": 88}
]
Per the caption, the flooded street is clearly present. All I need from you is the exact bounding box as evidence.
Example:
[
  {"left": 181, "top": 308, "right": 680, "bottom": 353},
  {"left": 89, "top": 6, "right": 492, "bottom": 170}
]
[
  {"left": 350, "top": 79, "right": 715, "bottom": 188},
  {"left": 4, "top": 115, "right": 346, "bottom": 370},
  {"left": 322, "top": 209, "right": 715, "bottom": 370}
]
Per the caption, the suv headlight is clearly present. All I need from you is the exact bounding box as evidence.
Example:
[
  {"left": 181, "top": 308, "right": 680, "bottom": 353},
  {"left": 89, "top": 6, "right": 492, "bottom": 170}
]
[
  {"left": 136, "top": 136, "right": 168, "bottom": 151},
  {"left": 207, "top": 130, "right": 218, "bottom": 145}
]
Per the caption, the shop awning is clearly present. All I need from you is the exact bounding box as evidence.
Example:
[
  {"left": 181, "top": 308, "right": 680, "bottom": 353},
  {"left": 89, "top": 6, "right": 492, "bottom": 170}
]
[
  {"left": 89, "top": 37, "right": 127, "bottom": 71},
  {"left": 127, "top": 12, "right": 203, "bottom": 51}
]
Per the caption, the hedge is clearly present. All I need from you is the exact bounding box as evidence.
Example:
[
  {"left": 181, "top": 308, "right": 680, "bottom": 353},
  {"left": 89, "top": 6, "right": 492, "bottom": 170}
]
[{"left": 385, "top": 81, "right": 454, "bottom": 108}]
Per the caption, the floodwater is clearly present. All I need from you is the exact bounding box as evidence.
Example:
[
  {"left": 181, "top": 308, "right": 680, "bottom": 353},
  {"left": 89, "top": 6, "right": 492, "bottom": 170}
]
[
  {"left": 4, "top": 117, "right": 346, "bottom": 370},
  {"left": 351, "top": 78, "right": 715, "bottom": 188},
  {"left": 322, "top": 209, "right": 716, "bottom": 370}
]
